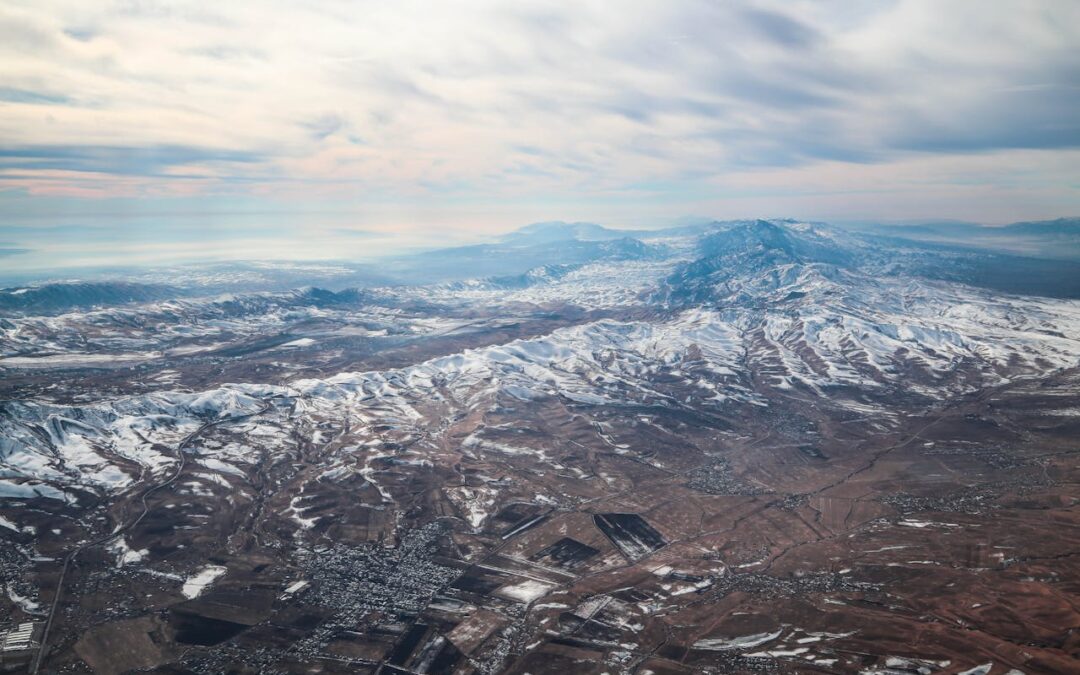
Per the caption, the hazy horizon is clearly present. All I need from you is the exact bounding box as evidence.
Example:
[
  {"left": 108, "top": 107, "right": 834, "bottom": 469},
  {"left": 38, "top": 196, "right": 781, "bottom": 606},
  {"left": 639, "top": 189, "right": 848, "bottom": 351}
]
[{"left": 2, "top": 211, "right": 1079, "bottom": 283}]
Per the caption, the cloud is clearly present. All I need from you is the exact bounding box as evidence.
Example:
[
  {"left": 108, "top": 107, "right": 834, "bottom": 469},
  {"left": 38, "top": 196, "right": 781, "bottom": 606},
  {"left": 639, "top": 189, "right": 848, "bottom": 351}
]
[
  {"left": 301, "top": 114, "right": 347, "bottom": 141},
  {"left": 738, "top": 7, "right": 822, "bottom": 48},
  {"left": 0, "top": 87, "right": 70, "bottom": 104},
  {"left": 0, "top": 145, "right": 264, "bottom": 176},
  {"left": 0, "top": 0, "right": 1075, "bottom": 225},
  {"left": 331, "top": 228, "right": 378, "bottom": 238}
]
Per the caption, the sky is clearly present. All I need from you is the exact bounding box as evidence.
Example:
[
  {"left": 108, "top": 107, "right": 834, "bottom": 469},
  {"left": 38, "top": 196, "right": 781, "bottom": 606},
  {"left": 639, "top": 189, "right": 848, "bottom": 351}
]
[{"left": 1, "top": 0, "right": 1079, "bottom": 272}]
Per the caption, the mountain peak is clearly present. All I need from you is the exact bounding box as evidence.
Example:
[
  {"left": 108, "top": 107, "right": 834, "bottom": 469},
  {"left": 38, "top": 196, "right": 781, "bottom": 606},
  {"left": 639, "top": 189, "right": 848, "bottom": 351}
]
[
  {"left": 697, "top": 220, "right": 849, "bottom": 262},
  {"left": 662, "top": 220, "right": 866, "bottom": 305},
  {"left": 503, "top": 221, "right": 626, "bottom": 244}
]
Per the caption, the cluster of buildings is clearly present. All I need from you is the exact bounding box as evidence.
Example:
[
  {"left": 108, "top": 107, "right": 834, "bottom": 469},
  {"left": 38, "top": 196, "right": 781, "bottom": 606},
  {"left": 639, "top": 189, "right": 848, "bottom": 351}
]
[{"left": 0, "top": 621, "right": 40, "bottom": 672}]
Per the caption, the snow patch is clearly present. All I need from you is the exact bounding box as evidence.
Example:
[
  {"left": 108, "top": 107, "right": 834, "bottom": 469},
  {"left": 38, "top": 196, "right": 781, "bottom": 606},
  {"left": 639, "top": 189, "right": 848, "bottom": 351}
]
[{"left": 181, "top": 565, "right": 227, "bottom": 599}]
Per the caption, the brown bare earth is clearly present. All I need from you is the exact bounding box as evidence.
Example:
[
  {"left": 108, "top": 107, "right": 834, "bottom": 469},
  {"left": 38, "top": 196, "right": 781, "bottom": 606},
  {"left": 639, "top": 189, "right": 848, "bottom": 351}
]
[
  {"left": 1, "top": 360, "right": 1076, "bottom": 674},
  {"left": 2, "top": 222, "right": 1080, "bottom": 674}
]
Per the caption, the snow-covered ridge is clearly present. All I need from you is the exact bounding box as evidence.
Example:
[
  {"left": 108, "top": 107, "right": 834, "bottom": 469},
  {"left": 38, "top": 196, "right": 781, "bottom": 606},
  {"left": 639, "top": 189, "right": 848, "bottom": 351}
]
[
  {"left": 3, "top": 263, "right": 1079, "bottom": 499},
  {"left": 0, "top": 385, "right": 283, "bottom": 495},
  {"left": 2, "top": 222, "right": 1079, "bottom": 499},
  {"left": 0, "top": 287, "right": 428, "bottom": 364}
]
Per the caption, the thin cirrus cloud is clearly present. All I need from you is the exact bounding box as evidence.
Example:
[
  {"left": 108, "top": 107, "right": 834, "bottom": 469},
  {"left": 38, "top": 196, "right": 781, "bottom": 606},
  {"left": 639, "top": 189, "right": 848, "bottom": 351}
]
[
  {"left": 0, "top": 0, "right": 1078, "bottom": 269},
  {"left": 0, "top": 145, "right": 264, "bottom": 177}
]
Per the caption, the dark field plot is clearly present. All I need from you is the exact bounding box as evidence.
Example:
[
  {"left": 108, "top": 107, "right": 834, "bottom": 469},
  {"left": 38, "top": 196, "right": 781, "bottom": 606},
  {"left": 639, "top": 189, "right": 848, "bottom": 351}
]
[
  {"left": 593, "top": 513, "right": 666, "bottom": 561},
  {"left": 170, "top": 611, "right": 249, "bottom": 646},
  {"left": 531, "top": 537, "right": 601, "bottom": 570}
]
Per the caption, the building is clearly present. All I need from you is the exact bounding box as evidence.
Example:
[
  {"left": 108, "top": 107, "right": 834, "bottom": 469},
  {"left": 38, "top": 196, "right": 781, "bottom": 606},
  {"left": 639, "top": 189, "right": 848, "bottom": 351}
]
[{"left": 0, "top": 622, "right": 40, "bottom": 672}]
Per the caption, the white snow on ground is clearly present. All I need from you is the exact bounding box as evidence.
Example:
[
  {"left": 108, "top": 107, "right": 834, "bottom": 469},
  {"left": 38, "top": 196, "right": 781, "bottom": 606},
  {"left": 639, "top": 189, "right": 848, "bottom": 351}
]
[
  {"left": 2, "top": 250, "right": 1080, "bottom": 499},
  {"left": 280, "top": 338, "right": 316, "bottom": 348},
  {"left": 445, "top": 486, "right": 498, "bottom": 529},
  {"left": 495, "top": 579, "right": 557, "bottom": 603},
  {"left": 899, "top": 519, "right": 961, "bottom": 529},
  {"left": 295, "top": 274, "right": 1080, "bottom": 422},
  {"left": 387, "top": 259, "right": 683, "bottom": 311},
  {"left": 745, "top": 647, "right": 810, "bottom": 658},
  {"left": 0, "top": 480, "right": 70, "bottom": 501},
  {"left": 694, "top": 630, "right": 784, "bottom": 651},
  {"left": 5, "top": 585, "right": 40, "bottom": 613},
  {"left": 860, "top": 657, "right": 953, "bottom": 674},
  {"left": 283, "top": 580, "right": 309, "bottom": 594},
  {"left": 286, "top": 495, "right": 319, "bottom": 530},
  {"left": 108, "top": 537, "right": 148, "bottom": 567},
  {"left": 0, "top": 352, "right": 155, "bottom": 368},
  {"left": 1038, "top": 407, "right": 1080, "bottom": 416},
  {"left": 181, "top": 565, "right": 227, "bottom": 599},
  {"left": 164, "top": 342, "right": 228, "bottom": 356},
  {"left": 193, "top": 472, "right": 231, "bottom": 488},
  {"left": 197, "top": 458, "right": 246, "bottom": 477},
  {"left": 0, "top": 383, "right": 277, "bottom": 496},
  {"left": 669, "top": 578, "right": 714, "bottom": 595}
]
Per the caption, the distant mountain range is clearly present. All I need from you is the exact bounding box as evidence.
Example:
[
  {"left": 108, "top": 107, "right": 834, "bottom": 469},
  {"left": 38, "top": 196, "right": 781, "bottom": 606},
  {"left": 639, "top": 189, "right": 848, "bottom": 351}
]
[
  {"left": 838, "top": 216, "right": 1080, "bottom": 260},
  {"left": 2, "top": 217, "right": 1078, "bottom": 316}
]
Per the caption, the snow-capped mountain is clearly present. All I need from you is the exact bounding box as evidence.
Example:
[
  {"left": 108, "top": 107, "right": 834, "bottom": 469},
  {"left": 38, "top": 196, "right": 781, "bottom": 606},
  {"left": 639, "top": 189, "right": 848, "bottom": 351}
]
[
  {"left": 4, "top": 219, "right": 1080, "bottom": 675},
  {"left": 3, "top": 220, "right": 1078, "bottom": 500}
]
